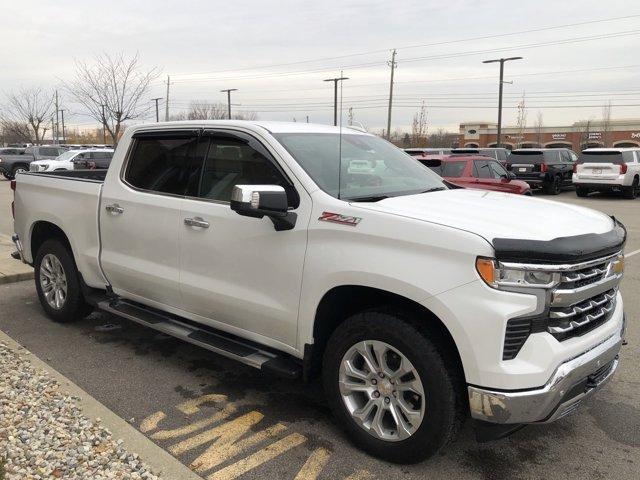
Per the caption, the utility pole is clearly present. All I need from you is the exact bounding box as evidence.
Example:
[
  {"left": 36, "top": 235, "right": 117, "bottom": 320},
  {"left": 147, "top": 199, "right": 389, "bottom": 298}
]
[
  {"left": 165, "top": 76, "right": 170, "bottom": 121},
  {"left": 323, "top": 76, "right": 349, "bottom": 126},
  {"left": 100, "top": 104, "right": 107, "bottom": 144},
  {"left": 482, "top": 56, "right": 523, "bottom": 148},
  {"left": 151, "top": 98, "right": 163, "bottom": 122},
  {"left": 60, "top": 109, "right": 66, "bottom": 144},
  {"left": 54, "top": 90, "right": 60, "bottom": 144},
  {"left": 220, "top": 88, "right": 238, "bottom": 119},
  {"left": 386, "top": 49, "right": 397, "bottom": 141}
]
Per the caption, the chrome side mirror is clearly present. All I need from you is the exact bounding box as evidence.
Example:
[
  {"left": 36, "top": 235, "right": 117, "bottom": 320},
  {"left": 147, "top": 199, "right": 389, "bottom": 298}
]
[{"left": 230, "top": 185, "right": 296, "bottom": 231}]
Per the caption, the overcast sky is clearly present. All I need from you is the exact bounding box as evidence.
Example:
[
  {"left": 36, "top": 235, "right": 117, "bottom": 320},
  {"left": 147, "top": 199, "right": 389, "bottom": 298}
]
[{"left": 1, "top": 0, "right": 639, "bottom": 133}]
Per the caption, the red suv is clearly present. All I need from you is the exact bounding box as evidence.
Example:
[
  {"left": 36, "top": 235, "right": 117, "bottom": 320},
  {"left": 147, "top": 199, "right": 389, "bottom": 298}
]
[{"left": 416, "top": 155, "right": 532, "bottom": 195}]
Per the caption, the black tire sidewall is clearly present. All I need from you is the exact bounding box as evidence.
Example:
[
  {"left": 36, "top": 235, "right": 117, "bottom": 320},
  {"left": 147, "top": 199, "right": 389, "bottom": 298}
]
[
  {"left": 322, "top": 312, "right": 460, "bottom": 463},
  {"left": 34, "top": 239, "right": 88, "bottom": 322}
]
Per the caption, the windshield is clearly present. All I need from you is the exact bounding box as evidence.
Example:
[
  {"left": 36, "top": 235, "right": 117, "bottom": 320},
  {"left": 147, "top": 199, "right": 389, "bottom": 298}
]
[
  {"left": 274, "top": 133, "right": 446, "bottom": 200},
  {"left": 55, "top": 150, "right": 80, "bottom": 161}
]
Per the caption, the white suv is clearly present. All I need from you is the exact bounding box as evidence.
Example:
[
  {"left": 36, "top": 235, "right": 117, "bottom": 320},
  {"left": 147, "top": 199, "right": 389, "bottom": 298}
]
[{"left": 573, "top": 148, "right": 640, "bottom": 199}]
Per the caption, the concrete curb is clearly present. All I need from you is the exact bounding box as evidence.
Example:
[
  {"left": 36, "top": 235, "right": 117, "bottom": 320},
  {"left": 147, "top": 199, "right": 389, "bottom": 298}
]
[
  {"left": 0, "top": 270, "right": 34, "bottom": 285},
  {"left": 0, "top": 329, "right": 203, "bottom": 480}
]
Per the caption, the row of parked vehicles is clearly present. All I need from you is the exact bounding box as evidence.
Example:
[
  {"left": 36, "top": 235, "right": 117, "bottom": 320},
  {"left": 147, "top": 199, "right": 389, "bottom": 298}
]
[
  {"left": 406, "top": 147, "right": 640, "bottom": 199},
  {"left": 0, "top": 145, "right": 114, "bottom": 179}
]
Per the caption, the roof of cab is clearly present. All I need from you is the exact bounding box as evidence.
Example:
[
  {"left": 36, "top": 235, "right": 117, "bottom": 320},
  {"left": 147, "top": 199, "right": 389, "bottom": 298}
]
[{"left": 129, "top": 120, "right": 372, "bottom": 135}]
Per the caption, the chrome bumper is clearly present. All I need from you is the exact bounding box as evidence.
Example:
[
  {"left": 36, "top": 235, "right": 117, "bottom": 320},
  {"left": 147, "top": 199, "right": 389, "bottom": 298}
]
[{"left": 468, "top": 328, "right": 623, "bottom": 424}]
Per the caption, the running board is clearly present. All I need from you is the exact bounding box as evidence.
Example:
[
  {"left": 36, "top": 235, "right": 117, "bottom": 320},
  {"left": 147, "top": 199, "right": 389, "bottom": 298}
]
[{"left": 97, "top": 299, "right": 301, "bottom": 379}]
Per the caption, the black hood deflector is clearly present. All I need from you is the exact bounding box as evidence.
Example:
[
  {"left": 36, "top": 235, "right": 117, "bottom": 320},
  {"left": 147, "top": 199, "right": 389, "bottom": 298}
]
[{"left": 493, "top": 217, "right": 626, "bottom": 264}]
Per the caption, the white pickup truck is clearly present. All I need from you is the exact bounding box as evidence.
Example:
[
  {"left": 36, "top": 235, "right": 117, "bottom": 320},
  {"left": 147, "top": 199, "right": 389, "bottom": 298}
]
[{"left": 11, "top": 121, "right": 627, "bottom": 463}]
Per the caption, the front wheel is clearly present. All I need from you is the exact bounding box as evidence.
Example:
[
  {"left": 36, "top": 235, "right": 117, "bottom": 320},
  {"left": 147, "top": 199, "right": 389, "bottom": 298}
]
[
  {"left": 322, "top": 311, "right": 464, "bottom": 463},
  {"left": 11, "top": 165, "right": 28, "bottom": 178},
  {"left": 34, "top": 239, "right": 93, "bottom": 322}
]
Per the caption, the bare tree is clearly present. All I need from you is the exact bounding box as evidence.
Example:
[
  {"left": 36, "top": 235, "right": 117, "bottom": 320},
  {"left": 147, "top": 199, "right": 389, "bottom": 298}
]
[
  {"left": 411, "top": 101, "right": 428, "bottom": 147},
  {"left": 2, "top": 87, "right": 54, "bottom": 144},
  {"left": 534, "top": 111, "right": 544, "bottom": 146},
  {"left": 172, "top": 101, "right": 258, "bottom": 121},
  {"left": 65, "top": 53, "right": 160, "bottom": 144},
  {"left": 515, "top": 93, "right": 527, "bottom": 148},
  {"left": 602, "top": 101, "right": 612, "bottom": 147},
  {"left": 428, "top": 128, "right": 457, "bottom": 148}
]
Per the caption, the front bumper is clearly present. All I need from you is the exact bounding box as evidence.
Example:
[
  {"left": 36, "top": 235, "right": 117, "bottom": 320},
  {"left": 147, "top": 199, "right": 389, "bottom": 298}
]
[{"left": 468, "top": 324, "right": 623, "bottom": 424}]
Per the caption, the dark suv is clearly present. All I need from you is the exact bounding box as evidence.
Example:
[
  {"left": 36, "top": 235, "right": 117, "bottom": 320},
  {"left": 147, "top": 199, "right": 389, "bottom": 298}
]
[{"left": 506, "top": 148, "right": 576, "bottom": 194}]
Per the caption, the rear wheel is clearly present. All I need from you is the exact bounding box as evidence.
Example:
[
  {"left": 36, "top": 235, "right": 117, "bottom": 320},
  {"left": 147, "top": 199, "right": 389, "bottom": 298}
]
[
  {"left": 34, "top": 239, "right": 93, "bottom": 322},
  {"left": 622, "top": 177, "right": 639, "bottom": 199},
  {"left": 544, "top": 175, "right": 562, "bottom": 195},
  {"left": 322, "top": 311, "right": 464, "bottom": 463},
  {"left": 576, "top": 187, "right": 590, "bottom": 197}
]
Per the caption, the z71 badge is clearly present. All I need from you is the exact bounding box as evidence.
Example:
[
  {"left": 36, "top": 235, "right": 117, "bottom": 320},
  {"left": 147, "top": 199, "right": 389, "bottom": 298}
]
[{"left": 318, "top": 212, "right": 362, "bottom": 226}]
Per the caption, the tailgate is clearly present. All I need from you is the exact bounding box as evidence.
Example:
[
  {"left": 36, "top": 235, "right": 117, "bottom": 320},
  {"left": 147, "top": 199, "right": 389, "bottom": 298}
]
[
  {"left": 13, "top": 172, "right": 106, "bottom": 286},
  {"left": 576, "top": 162, "right": 619, "bottom": 180}
]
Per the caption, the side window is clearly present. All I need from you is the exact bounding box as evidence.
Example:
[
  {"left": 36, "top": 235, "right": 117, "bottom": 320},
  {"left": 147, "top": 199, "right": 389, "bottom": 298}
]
[
  {"left": 489, "top": 161, "right": 507, "bottom": 177},
  {"left": 125, "top": 135, "right": 198, "bottom": 195},
  {"left": 24, "top": 147, "right": 34, "bottom": 155},
  {"left": 197, "top": 136, "right": 289, "bottom": 203},
  {"left": 474, "top": 160, "right": 493, "bottom": 179}
]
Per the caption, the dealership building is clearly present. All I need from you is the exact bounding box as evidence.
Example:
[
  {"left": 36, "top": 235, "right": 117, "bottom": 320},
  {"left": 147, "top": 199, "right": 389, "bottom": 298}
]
[{"left": 458, "top": 119, "right": 640, "bottom": 150}]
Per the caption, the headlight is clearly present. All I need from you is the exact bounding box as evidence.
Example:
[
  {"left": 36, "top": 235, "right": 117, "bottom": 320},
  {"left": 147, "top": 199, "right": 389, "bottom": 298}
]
[{"left": 476, "top": 257, "right": 559, "bottom": 289}]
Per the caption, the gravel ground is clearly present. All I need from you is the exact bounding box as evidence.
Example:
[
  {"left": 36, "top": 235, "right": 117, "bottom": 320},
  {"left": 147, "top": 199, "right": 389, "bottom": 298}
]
[{"left": 0, "top": 342, "right": 161, "bottom": 480}]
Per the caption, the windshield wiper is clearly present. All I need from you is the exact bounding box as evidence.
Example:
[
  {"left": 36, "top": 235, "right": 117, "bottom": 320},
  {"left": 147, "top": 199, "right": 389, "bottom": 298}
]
[
  {"left": 419, "top": 187, "right": 447, "bottom": 194},
  {"left": 345, "top": 195, "right": 390, "bottom": 202}
]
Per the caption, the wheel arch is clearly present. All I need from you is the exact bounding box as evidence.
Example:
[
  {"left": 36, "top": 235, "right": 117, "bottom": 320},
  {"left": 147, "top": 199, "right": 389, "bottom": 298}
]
[
  {"left": 305, "top": 285, "right": 465, "bottom": 383},
  {"left": 30, "top": 221, "right": 73, "bottom": 261}
]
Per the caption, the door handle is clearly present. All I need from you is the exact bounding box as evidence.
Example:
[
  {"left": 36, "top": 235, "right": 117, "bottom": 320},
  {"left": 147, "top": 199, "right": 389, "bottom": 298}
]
[
  {"left": 105, "top": 203, "right": 124, "bottom": 215},
  {"left": 184, "top": 217, "right": 210, "bottom": 229}
]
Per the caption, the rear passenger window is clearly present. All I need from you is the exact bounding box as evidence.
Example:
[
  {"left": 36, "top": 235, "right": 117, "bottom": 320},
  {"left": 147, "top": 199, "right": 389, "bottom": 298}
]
[
  {"left": 125, "top": 135, "right": 198, "bottom": 195},
  {"left": 197, "top": 137, "right": 288, "bottom": 202}
]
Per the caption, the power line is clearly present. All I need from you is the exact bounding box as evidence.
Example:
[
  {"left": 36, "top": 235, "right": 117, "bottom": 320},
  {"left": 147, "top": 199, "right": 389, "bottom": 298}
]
[{"left": 168, "top": 14, "right": 640, "bottom": 78}]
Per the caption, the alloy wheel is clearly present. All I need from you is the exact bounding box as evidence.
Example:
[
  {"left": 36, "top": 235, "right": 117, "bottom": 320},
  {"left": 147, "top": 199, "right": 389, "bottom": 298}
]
[
  {"left": 339, "top": 340, "right": 425, "bottom": 442},
  {"left": 39, "top": 254, "right": 68, "bottom": 310}
]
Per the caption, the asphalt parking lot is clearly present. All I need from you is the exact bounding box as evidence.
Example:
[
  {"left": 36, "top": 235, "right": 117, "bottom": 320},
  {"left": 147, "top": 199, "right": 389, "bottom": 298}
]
[{"left": 0, "top": 177, "right": 639, "bottom": 479}]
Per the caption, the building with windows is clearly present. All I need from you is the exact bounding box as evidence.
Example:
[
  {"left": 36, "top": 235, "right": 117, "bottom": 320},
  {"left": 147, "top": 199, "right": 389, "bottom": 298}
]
[{"left": 459, "top": 119, "right": 640, "bottom": 151}]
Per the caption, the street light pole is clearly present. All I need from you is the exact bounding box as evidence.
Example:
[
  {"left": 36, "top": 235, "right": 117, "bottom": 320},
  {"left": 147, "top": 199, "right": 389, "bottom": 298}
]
[
  {"left": 482, "top": 56, "right": 523, "bottom": 148},
  {"left": 220, "top": 89, "right": 238, "bottom": 119},
  {"left": 323, "top": 77, "right": 349, "bottom": 126}
]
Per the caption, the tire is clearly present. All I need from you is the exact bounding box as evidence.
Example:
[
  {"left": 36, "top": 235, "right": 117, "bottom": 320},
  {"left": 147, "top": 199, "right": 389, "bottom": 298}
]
[
  {"left": 322, "top": 310, "right": 464, "bottom": 463},
  {"left": 622, "top": 177, "right": 639, "bottom": 199},
  {"left": 11, "top": 164, "right": 29, "bottom": 177},
  {"left": 544, "top": 175, "right": 562, "bottom": 195},
  {"left": 3, "top": 172, "right": 14, "bottom": 180},
  {"left": 34, "top": 239, "right": 93, "bottom": 322},
  {"left": 576, "top": 187, "right": 589, "bottom": 197}
]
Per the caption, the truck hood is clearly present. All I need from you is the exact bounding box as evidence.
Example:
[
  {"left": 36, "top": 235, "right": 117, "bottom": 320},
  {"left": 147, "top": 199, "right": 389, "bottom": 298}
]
[{"left": 354, "top": 189, "right": 615, "bottom": 243}]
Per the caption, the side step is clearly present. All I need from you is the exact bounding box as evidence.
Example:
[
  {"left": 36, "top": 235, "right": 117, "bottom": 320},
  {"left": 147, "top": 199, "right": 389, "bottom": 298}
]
[{"left": 97, "top": 299, "right": 301, "bottom": 379}]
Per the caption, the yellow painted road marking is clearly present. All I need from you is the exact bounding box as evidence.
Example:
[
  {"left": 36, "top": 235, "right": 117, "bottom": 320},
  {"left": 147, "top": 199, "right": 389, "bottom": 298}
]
[
  {"left": 293, "top": 447, "right": 332, "bottom": 480},
  {"left": 140, "top": 411, "right": 166, "bottom": 433},
  {"left": 152, "top": 405, "right": 237, "bottom": 440},
  {"left": 177, "top": 394, "right": 227, "bottom": 415},
  {"left": 208, "top": 432, "right": 307, "bottom": 480},
  {"left": 345, "top": 470, "right": 374, "bottom": 480}
]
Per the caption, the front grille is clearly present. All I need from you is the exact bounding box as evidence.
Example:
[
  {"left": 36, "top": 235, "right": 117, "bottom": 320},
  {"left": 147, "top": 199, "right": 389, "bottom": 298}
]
[
  {"left": 502, "top": 253, "right": 621, "bottom": 360},
  {"left": 29, "top": 164, "right": 41, "bottom": 172}
]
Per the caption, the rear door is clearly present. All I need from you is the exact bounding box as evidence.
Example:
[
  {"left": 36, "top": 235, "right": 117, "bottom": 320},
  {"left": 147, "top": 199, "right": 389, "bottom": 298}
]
[
  {"left": 178, "top": 129, "right": 310, "bottom": 347},
  {"left": 576, "top": 151, "right": 627, "bottom": 181},
  {"left": 473, "top": 159, "right": 504, "bottom": 191},
  {"left": 100, "top": 130, "right": 200, "bottom": 309}
]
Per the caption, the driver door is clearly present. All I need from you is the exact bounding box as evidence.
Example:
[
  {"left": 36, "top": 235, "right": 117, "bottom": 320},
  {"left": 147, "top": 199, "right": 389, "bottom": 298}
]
[{"left": 179, "top": 130, "right": 311, "bottom": 348}]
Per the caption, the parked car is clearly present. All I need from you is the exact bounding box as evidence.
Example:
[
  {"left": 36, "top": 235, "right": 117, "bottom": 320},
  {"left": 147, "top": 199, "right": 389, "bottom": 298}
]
[
  {"left": 405, "top": 147, "right": 452, "bottom": 156},
  {"left": 0, "top": 147, "right": 26, "bottom": 156},
  {"left": 0, "top": 145, "right": 67, "bottom": 179},
  {"left": 451, "top": 147, "right": 510, "bottom": 164},
  {"left": 573, "top": 148, "right": 640, "bottom": 199},
  {"left": 30, "top": 150, "right": 81, "bottom": 173},
  {"left": 418, "top": 155, "right": 531, "bottom": 195},
  {"left": 506, "top": 148, "right": 575, "bottom": 194},
  {"left": 12, "top": 121, "right": 626, "bottom": 463},
  {"left": 72, "top": 149, "right": 115, "bottom": 170}
]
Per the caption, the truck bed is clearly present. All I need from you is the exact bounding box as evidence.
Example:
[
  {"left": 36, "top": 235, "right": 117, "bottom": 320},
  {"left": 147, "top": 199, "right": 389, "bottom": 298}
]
[{"left": 13, "top": 170, "right": 107, "bottom": 288}]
